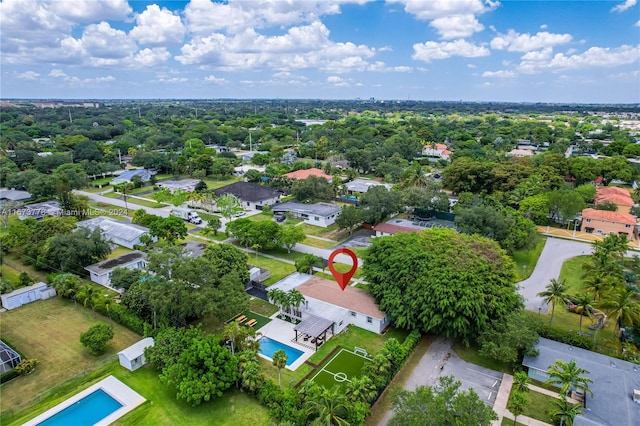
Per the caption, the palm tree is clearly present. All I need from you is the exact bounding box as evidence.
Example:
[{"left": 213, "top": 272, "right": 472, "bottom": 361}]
[
  {"left": 599, "top": 287, "right": 640, "bottom": 336},
  {"left": 546, "top": 359, "right": 594, "bottom": 398},
  {"left": 268, "top": 289, "right": 287, "bottom": 317},
  {"left": 345, "top": 376, "right": 377, "bottom": 404},
  {"left": 272, "top": 349, "right": 287, "bottom": 387},
  {"left": 100, "top": 296, "right": 114, "bottom": 329},
  {"left": 538, "top": 278, "right": 570, "bottom": 326},
  {"left": 203, "top": 217, "right": 222, "bottom": 237},
  {"left": 550, "top": 396, "right": 583, "bottom": 426},
  {"left": 305, "top": 386, "right": 350, "bottom": 426},
  {"left": 288, "top": 289, "right": 306, "bottom": 319},
  {"left": 582, "top": 272, "right": 619, "bottom": 302},
  {"left": 223, "top": 321, "right": 242, "bottom": 355},
  {"left": 52, "top": 273, "right": 80, "bottom": 308},
  {"left": 512, "top": 371, "right": 531, "bottom": 394},
  {"left": 573, "top": 294, "right": 594, "bottom": 335},
  {"left": 80, "top": 285, "right": 97, "bottom": 318}
]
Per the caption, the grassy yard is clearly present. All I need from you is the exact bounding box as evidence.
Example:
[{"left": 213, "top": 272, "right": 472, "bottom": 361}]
[
  {"left": 512, "top": 234, "right": 547, "bottom": 281},
  {"left": 3, "top": 361, "right": 270, "bottom": 426},
  {"left": 90, "top": 177, "right": 114, "bottom": 186},
  {"left": 126, "top": 197, "right": 166, "bottom": 209},
  {"left": 302, "top": 237, "right": 336, "bottom": 249},
  {"left": 352, "top": 247, "right": 369, "bottom": 259},
  {"left": 197, "top": 212, "right": 222, "bottom": 222},
  {"left": 452, "top": 342, "right": 513, "bottom": 374},
  {"left": 543, "top": 308, "right": 619, "bottom": 356},
  {"left": 508, "top": 389, "right": 556, "bottom": 424},
  {"left": 298, "top": 223, "right": 340, "bottom": 238},
  {"left": 87, "top": 201, "right": 134, "bottom": 218},
  {"left": 204, "top": 177, "right": 240, "bottom": 190},
  {"left": 107, "top": 246, "right": 134, "bottom": 259},
  {"left": 248, "top": 254, "right": 296, "bottom": 286},
  {"left": 558, "top": 256, "right": 590, "bottom": 292},
  {"left": 249, "top": 298, "right": 279, "bottom": 317},
  {"left": 2, "top": 253, "right": 50, "bottom": 283},
  {"left": 0, "top": 297, "right": 141, "bottom": 416}
]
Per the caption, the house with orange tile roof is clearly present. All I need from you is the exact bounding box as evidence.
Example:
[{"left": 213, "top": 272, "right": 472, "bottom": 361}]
[
  {"left": 594, "top": 186, "right": 635, "bottom": 214},
  {"left": 422, "top": 143, "right": 452, "bottom": 160},
  {"left": 581, "top": 208, "right": 637, "bottom": 239},
  {"left": 283, "top": 167, "right": 333, "bottom": 183}
]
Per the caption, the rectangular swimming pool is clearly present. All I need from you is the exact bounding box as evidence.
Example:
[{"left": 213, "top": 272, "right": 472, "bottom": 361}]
[
  {"left": 258, "top": 337, "right": 304, "bottom": 366},
  {"left": 37, "top": 389, "right": 122, "bottom": 426}
]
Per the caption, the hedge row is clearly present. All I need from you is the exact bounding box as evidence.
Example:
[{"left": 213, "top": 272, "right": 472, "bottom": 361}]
[{"left": 538, "top": 325, "right": 594, "bottom": 350}]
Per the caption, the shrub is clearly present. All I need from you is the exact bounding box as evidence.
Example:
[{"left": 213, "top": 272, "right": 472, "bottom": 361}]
[
  {"left": 15, "top": 359, "right": 39, "bottom": 375},
  {"left": 0, "top": 369, "right": 20, "bottom": 384},
  {"left": 80, "top": 323, "right": 114, "bottom": 355},
  {"left": 402, "top": 330, "right": 422, "bottom": 351},
  {"left": 538, "top": 325, "right": 593, "bottom": 350}
]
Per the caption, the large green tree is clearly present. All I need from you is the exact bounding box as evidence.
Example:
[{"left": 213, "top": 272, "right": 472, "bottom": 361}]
[
  {"left": 37, "top": 227, "right": 111, "bottom": 275},
  {"left": 478, "top": 311, "right": 541, "bottom": 366},
  {"left": 149, "top": 216, "right": 188, "bottom": 243},
  {"left": 389, "top": 375, "right": 497, "bottom": 426},
  {"left": 291, "top": 175, "right": 334, "bottom": 202},
  {"left": 358, "top": 186, "right": 403, "bottom": 224},
  {"left": 365, "top": 228, "right": 521, "bottom": 344}
]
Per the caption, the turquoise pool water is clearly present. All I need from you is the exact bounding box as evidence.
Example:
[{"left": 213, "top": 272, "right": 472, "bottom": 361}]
[
  {"left": 37, "top": 389, "right": 122, "bottom": 426},
  {"left": 259, "top": 337, "right": 304, "bottom": 366}
]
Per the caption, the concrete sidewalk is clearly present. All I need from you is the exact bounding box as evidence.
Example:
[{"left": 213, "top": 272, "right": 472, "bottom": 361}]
[{"left": 491, "top": 374, "right": 554, "bottom": 426}]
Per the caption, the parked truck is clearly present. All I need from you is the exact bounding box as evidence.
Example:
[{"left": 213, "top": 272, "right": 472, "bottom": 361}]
[{"left": 171, "top": 208, "right": 202, "bottom": 225}]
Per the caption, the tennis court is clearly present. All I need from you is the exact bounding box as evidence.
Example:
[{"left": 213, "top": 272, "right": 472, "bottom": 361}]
[{"left": 309, "top": 348, "right": 370, "bottom": 389}]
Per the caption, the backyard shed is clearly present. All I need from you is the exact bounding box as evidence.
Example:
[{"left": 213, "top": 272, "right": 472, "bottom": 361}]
[
  {"left": 118, "top": 337, "right": 154, "bottom": 371},
  {"left": 0, "top": 282, "right": 56, "bottom": 310}
]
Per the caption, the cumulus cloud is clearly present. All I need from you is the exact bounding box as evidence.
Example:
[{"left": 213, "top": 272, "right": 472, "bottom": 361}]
[
  {"left": 327, "top": 75, "right": 349, "bottom": 86},
  {"left": 412, "top": 39, "right": 490, "bottom": 62},
  {"left": 205, "top": 75, "right": 228, "bottom": 84},
  {"left": 482, "top": 70, "right": 515, "bottom": 78},
  {"left": 490, "top": 30, "right": 572, "bottom": 52},
  {"left": 540, "top": 24, "right": 548, "bottom": 30},
  {"left": 635, "top": 19, "right": 640, "bottom": 26},
  {"left": 388, "top": 0, "right": 498, "bottom": 38},
  {"left": 48, "top": 68, "right": 115, "bottom": 85},
  {"left": 130, "top": 5, "right": 185, "bottom": 46},
  {"left": 17, "top": 71, "right": 40, "bottom": 80},
  {"left": 611, "top": 0, "right": 637, "bottom": 12},
  {"left": 519, "top": 44, "right": 640, "bottom": 73}
]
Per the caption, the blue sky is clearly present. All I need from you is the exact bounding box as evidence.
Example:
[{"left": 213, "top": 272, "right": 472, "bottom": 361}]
[{"left": 1, "top": 0, "right": 638, "bottom": 103}]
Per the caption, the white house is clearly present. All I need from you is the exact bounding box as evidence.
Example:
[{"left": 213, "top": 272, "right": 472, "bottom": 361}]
[
  {"left": 112, "top": 169, "right": 153, "bottom": 185},
  {"left": 156, "top": 179, "right": 199, "bottom": 193},
  {"left": 213, "top": 182, "right": 280, "bottom": 211},
  {"left": 18, "top": 201, "right": 62, "bottom": 220},
  {"left": 77, "top": 216, "right": 152, "bottom": 249},
  {"left": 343, "top": 179, "right": 392, "bottom": 196},
  {"left": 373, "top": 223, "right": 419, "bottom": 237},
  {"left": 118, "top": 337, "right": 154, "bottom": 371},
  {"left": 506, "top": 148, "right": 535, "bottom": 158},
  {"left": 268, "top": 273, "right": 389, "bottom": 335},
  {"left": 85, "top": 251, "right": 147, "bottom": 289},
  {"left": 422, "top": 143, "right": 453, "bottom": 160},
  {"left": 272, "top": 202, "right": 340, "bottom": 227},
  {"left": 0, "top": 282, "right": 56, "bottom": 310}
]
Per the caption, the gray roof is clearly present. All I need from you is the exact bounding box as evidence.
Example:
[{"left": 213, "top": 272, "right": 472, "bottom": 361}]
[
  {"left": 294, "top": 314, "right": 334, "bottom": 339},
  {"left": 344, "top": 179, "right": 391, "bottom": 193},
  {"left": 77, "top": 216, "right": 149, "bottom": 242},
  {"left": 112, "top": 169, "right": 152, "bottom": 184},
  {"left": 18, "top": 201, "right": 61, "bottom": 220},
  {"left": 157, "top": 179, "right": 199, "bottom": 190},
  {"left": 213, "top": 181, "right": 280, "bottom": 203},
  {"left": 118, "top": 337, "right": 154, "bottom": 360},
  {"left": 1, "top": 282, "right": 48, "bottom": 297},
  {"left": 0, "top": 188, "right": 31, "bottom": 201},
  {"left": 272, "top": 201, "right": 340, "bottom": 217},
  {"left": 84, "top": 251, "right": 147, "bottom": 275},
  {"left": 523, "top": 338, "right": 640, "bottom": 426}
]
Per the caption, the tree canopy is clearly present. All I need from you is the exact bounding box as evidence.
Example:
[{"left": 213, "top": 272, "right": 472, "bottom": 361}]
[{"left": 364, "top": 228, "right": 521, "bottom": 344}]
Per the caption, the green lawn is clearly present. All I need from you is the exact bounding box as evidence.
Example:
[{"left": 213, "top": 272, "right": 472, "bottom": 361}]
[
  {"left": 244, "top": 212, "right": 274, "bottom": 222},
  {"left": 126, "top": 197, "right": 166, "bottom": 209},
  {"left": 508, "top": 389, "right": 555, "bottom": 424},
  {"left": 204, "top": 177, "right": 240, "bottom": 190},
  {"left": 0, "top": 297, "right": 141, "bottom": 417},
  {"left": 1, "top": 253, "right": 50, "bottom": 283},
  {"left": 87, "top": 201, "right": 134, "bottom": 218},
  {"left": 197, "top": 212, "right": 222, "bottom": 222},
  {"left": 107, "top": 246, "right": 134, "bottom": 259},
  {"left": 452, "top": 342, "right": 513, "bottom": 374},
  {"left": 247, "top": 254, "right": 296, "bottom": 286},
  {"left": 302, "top": 237, "right": 336, "bottom": 249},
  {"left": 231, "top": 312, "right": 271, "bottom": 330},
  {"left": 298, "top": 223, "right": 340, "bottom": 238},
  {"left": 310, "top": 348, "right": 369, "bottom": 389},
  {"left": 512, "top": 235, "right": 546, "bottom": 281},
  {"left": 249, "top": 298, "right": 279, "bottom": 317},
  {"left": 0, "top": 263, "right": 22, "bottom": 285},
  {"left": 558, "top": 256, "right": 590, "bottom": 292}
]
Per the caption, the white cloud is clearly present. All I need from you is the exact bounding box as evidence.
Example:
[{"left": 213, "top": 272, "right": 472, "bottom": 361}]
[
  {"left": 540, "top": 24, "right": 548, "bottom": 30},
  {"left": 132, "top": 48, "right": 171, "bottom": 68},
  {"left": 153, "top": 77, "right": 188, "bottom": 84},
  {"left": 412, "top": 39, "right": 490, "bottom": 62},
  {"left": 611, "top": 0, "right": 637, "bottom": 12},
  {"left": 490, "top": 30, "right": 572, "bottom": 52},
  {"left": 49, "top": 0, "right": 131, "bottom": 22},
  {"left": 74, "top": 22, "right": 136, "bottom": 59},
  {"left": 519, "top": 44, "right": 640, "bottom": 73},
  {"left": 130, "top": 5, "right": 185, "bottom": 46},
  {"left": 388, "top": 0, "right": 498, "bottom": 38},
  {"left": 327, "top": 75, "right": 349, "bottom": 87},
  {"left": 521, "top": 47, "right": 553, "bottom": 61},
  {"left": 467, "top": 64, "right": 477, "bottom": 68},
  {"left": 635, "top": 20, "right": 640, "bottom": 26},
  {"left": 205, "top": 75, "right": 228, "bottom": 84},
  {"left": 48, "top": 69, "right": 115, "bottom": 85},
  {"left": 49, "top": 69, "right": 66, "bottom": 78},
  {"left": 482, "top": 70, "right": 515, "bottom": 78},
  {"left": 17, "top": 71, "right": 40, "bottom": 80}
]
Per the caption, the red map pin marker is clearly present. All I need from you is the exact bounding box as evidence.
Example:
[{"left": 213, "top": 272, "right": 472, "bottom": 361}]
[{"left": 328, "top": 248, "right": 359, "bottom": 291}]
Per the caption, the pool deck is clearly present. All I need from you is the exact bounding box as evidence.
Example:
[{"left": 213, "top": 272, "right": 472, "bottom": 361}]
[
  {"left": 23, "top": 375, "right": 146, "bottom": 426},
  {"left": 256, "top": 315, "right": 316, "bottom": 370}
]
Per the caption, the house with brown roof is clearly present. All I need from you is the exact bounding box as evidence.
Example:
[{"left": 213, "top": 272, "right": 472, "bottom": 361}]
[
  {"left": 594, "top": 186, "right": 634, "bottom": 214},
  {"left": 422, "top": 143, "right": 453, "bottom": 160},
  {"left": 581, "top": 208, "right": 637, "bottom": 239},
  {"left": 268, "top": 273, "right": 389, "bottom": 334},
  {"left": 283, "top": 168, "right": 333, "bottom": 183},
  {"left": 373, "top": 223, "right": 419, "bottom": 237}
]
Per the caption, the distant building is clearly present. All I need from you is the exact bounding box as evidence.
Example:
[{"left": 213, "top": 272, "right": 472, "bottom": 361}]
[
  {"left": 0, "top": 282, "right": 56, "bottom": 310},
  {"left": 156, "top": 179, "right": 199, "bottom": 193},
  {"left": 0, "top": 188, "right": 31, "bottom": 203},
  {"left": 18, "top": 200, "right": 61, "bottom": 220},
  {"left": 373, "top": 223, "right": 418, "bottom": 237},
  {"left": 422, "top": 143, "right": 453, "bottom": 160},
  {"left": 594, "top": 186, "right": 634, "bottom": 214},
  {"left": 272, "top": 201, "right": 340, "bottom": 227},
  {"left": 343, "top": 179, "right": 392, "bottom": 196},
  {"left": 77, "top": 216, "right": 153, "bottom": 249},
  {"left": 581, "top": 208, "right": 636, "bottom": 239},
  {"left": 281, "top": 149, "right": 297, "bottom": 164},
  {"left": 506, "top": 148, "right": 535, "bottom": 157},
  {"left": 283, "top": 168, "right": 333, "bottom": 183},
  {"left": 112, "top": 169, "right": 154, "bottom": 185},
  {"left": 85, "top": 251, "right": 147, "bottom": 289},
  {"left": 213, "top": 181, "right": 280, "bottom": 210}
]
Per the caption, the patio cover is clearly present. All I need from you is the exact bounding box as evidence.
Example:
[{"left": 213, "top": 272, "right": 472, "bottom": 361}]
[{"left": 294, "top": 314, "right": 334, "bottom": 339}]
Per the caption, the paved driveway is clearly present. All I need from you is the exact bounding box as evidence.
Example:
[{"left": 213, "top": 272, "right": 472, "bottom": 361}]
[{"left": 378, "top": 337, "right": 502, "bottom": 425}]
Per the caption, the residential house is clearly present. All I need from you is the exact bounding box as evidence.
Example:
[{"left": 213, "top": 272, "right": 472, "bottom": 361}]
[
  {"left": 422, "top": 143, "right": 453, "bottom": 160},
  {"left": 594, "top": 186, "right": 634, "bottom": 214},
  {"left": 85, "top": 251, "right": 147, "bottom": 289},
  {"left": 17, "top": 200, "right": 62, "bottom": 220},
  {"left": 156, "top": 179, "right": 199, "bottom": 193},
  {"left": 580, "top": 208, "right": 636, "bottom": 239},
  {"left": 240, "top": 151, "right": 268, "bottom": 162},
  {"left": 0, "top": 188, "right": 31, "bottom": 204},
  {"left": 213, "top": 181, "right": 280, "bottom": 210},
  {"left": 77, "top": 216, "right": 153, "bottom": 249},
  {"left": 233, "top": 164, "right": 265, "bottom": 177},
  {"left": 506, "top": 148, "right": 535, "bottom": 157},
  {"left": 373, "top": 223, "right": 419, "bottom": 237},
  {"left": 283, "top": 168, "right": 333, "bottom": 183},
  {"left": 268, "top": 273, "right": 389, "bottom": 335},
  {"left": 523, "top": 338, "right": 640, "bottom": 426},
  {"left": 272, "top": 201, "right": 340, "bottom": 227},
  {"left": 112, "top": 169, "right": 153, "bottom": 185},
  {"left": 343, "top": 179, "right": 392, "bottom": 197}
]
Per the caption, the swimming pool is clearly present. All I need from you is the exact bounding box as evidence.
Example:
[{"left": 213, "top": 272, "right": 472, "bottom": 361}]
[
  {"left": 37, "top": 389, "right": 122, "bottom": 426},
  {"left": 258, "top": 337, "right": 304, "bottom": 366}
]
